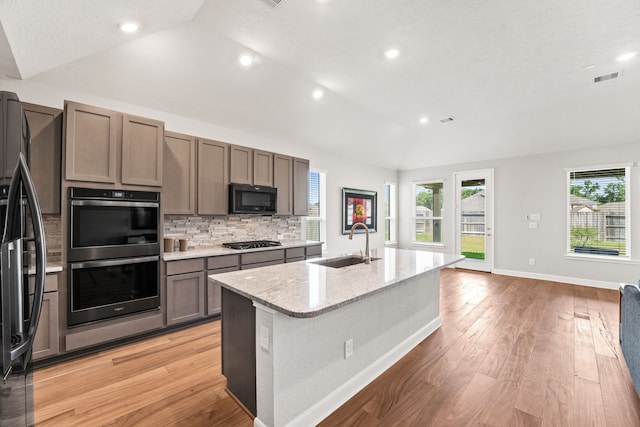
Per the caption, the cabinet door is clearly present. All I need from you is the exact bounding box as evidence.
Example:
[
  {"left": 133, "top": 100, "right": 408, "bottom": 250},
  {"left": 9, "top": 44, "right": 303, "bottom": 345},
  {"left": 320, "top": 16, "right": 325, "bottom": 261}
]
[
  {"left": 163, "top": 131, "right": 196, "bottom": 214},
  {"left": 207, "top": 266, "right": 239, "bottom": 316},
  {"left": 253, "top": 150, "right": 273, "bottom": 187},
  {"left": 273, "top": 154, "right": 293, "bottom": 215},
  {"left": 293, "top": 157, "right": 310, "bottom": 215},
  {"left": 64, "top": 101, "right": 118, "bottom": 183},
  {"left": 197, "top": 139, "right": 229, "bottom": 215},
  {"left": 122, "top": 114, "right": 164, "bottom": 186},
  {"left": 22, "top": 103, "right": 62, "bottom": 214},
  {"left": 33, "top": 291, "right": 59, "bottom": 360},
  {"left": 230, "top": 145, "right": 253, "bottom": 184},
  {"left": 166, "top": 271, "right": 205, "bottom": 325}
]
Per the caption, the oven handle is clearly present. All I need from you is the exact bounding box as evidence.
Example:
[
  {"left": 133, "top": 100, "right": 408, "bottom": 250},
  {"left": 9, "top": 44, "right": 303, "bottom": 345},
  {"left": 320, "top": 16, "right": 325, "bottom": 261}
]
[
  {"left": 70, "top": 255, "right": 160, "bottom": 270},
  {"left": 70, "top": 200, "right": 159, "bottom": 208}
]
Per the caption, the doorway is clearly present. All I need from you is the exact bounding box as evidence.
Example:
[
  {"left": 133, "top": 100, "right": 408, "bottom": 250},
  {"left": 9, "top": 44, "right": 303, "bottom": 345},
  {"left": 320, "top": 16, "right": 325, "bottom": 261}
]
[{"left": 454, "top": 169, "right": 493, "bottom": 272}]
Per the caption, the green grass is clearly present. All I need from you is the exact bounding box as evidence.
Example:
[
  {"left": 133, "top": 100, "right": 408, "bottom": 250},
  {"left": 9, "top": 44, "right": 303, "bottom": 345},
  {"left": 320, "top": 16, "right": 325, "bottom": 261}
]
[
  {"left": 461, "top": 234, "right": 485, "bottom": 260},
  {"left": 415, "top": 233, "right": 485, "bottom": 259},
  {"left": 570, "top": 238, "right": 626, "bottom": 256}
]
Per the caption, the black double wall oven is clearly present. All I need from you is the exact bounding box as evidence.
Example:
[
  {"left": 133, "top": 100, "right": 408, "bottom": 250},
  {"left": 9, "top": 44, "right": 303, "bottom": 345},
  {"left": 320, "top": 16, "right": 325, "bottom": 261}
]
[{"left": 67, "top": 187, "right": 160, "bottom": 327}]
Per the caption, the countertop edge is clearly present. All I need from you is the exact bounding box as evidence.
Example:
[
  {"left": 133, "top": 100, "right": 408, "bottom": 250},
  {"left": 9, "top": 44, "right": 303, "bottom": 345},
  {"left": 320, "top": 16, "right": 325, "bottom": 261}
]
[
  {"left": 211, "top": 253, "right": 463, "bottom": 318},
  {"left": 163, "top": 241, "right": 322, "bottom": 261}
]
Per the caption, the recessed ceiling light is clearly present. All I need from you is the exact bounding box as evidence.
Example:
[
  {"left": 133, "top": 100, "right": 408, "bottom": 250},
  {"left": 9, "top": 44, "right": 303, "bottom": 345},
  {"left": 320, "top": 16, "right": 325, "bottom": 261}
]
[
  {"left": 239, "top": 55, "right": 254, "bottom": 67},
  {"left": 118, "top": 21, "right": 140, "bottom": 33},
  {"left": 617, "top": 51, "right": 637, "bottom": 62},
  {"left": 419, "top": 116, "right": 429, "bottom": 124},
  {"left": 312, "top": 89, "right": 324, "bottom": 100},
  {"left": 384, "top": 48, "right": 400, "bottom": 60}
]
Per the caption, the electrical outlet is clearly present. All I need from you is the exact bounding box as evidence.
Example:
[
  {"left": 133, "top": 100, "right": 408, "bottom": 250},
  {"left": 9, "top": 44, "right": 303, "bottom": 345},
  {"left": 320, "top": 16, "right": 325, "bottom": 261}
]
[
  {"left": 260, "top": 325, "right": 270, "bottom": 351},
  {"left": 344, "top": 338, "right": 353, "bottom": 359},
  {"left": 529, "top": 258, "right": 536, "bottom": 266}
]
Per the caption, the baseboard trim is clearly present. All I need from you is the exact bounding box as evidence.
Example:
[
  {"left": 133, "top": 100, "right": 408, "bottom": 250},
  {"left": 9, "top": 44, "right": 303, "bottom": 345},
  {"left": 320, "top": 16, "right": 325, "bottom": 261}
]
[
  {"left": 492, "top": 269, "right": 619, "bottom": 290},
  {"left": 273, "top": 315, "right": 442, "bottom": 427}
]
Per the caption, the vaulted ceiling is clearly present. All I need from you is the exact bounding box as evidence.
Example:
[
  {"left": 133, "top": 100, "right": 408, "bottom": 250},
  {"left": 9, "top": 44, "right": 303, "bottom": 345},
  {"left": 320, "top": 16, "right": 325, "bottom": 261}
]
[{"left": 1, "top": 0, "right": 639, "bottom": 170}]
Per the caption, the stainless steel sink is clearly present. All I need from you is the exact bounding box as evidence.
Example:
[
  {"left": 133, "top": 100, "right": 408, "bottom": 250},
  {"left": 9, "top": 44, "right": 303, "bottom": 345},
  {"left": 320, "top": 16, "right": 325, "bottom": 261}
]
[{"left": 309, "top": 255, "right": 381, "bottom": 268}]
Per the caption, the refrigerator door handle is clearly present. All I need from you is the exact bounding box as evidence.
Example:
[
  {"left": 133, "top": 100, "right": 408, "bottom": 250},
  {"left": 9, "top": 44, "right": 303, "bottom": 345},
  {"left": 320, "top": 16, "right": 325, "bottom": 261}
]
[{"left": 4, "top": 152, "right": 46, "bottom": 364}]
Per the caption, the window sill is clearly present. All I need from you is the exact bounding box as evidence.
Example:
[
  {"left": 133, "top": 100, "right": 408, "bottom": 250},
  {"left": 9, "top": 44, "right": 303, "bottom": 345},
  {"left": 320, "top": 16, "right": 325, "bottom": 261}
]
[
  {"left": 384, "top": 241, "right": 398, "bottom": 248},
  {"left": 565, "top": 253, "right": 640, "bottom": 265}
]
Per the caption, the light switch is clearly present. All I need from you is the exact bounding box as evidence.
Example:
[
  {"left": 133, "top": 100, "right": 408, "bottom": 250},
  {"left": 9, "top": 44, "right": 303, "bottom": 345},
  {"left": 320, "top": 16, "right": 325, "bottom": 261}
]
[
  {"left": 529, "top": 221, "right": 538, "bottom": 229},
  {"left": 530, "top": 213, "right": 541, "bottom": 221}
]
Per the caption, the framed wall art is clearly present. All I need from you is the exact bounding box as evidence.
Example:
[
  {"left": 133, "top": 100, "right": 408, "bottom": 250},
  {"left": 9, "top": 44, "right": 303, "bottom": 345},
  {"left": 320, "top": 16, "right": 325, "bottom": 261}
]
[{"left": 342, "top": 188, "right": 377, "bottom": 234}]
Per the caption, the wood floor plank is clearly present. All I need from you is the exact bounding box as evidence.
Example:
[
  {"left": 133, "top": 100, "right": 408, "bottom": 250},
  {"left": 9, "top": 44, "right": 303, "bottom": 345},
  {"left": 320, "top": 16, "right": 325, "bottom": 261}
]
[
  {"left": 541, "top": 379, "right": 573, "bottom": 427},
  {"left": 34, "top": 272, "right": 639, "bottom": 426},
  {"left": 573, "top": 377, "right": 607, "bottom": 426}
]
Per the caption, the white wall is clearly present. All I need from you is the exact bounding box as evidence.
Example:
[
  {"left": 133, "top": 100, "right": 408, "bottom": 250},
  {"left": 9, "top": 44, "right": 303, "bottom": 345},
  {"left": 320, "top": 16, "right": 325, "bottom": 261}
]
[
  {"left": 398, "top": 141, "right": 640, "bottom": 287},
  {"left": 0, "top": 78, "right": 397, "bottom": 253}
]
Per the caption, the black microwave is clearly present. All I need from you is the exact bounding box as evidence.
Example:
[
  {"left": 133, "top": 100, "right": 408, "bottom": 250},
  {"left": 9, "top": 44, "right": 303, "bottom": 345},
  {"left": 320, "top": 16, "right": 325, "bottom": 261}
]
[{"left": 229, "top": 183, "right": 277, "bottom": 214}]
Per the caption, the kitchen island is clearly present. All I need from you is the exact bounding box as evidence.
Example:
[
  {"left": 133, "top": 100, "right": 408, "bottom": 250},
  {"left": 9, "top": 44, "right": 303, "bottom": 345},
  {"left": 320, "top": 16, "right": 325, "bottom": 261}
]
[{"left": 209, "top": 248, "right": 463, "bottom": 427}]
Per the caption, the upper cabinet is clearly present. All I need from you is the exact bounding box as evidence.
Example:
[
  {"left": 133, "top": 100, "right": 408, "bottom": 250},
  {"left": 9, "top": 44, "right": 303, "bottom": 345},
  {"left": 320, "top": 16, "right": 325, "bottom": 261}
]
[
  {"left": 64, "top": 102, "right": 117, "bottom": 184},
  {"left": 122, "top": 114, "right": 164, "bottom": 186},
  {"left": 163, "top": 131, "right": 196, "bottom": 215},
  {"left": 22, "top": 103, "right": 62, "bottom": 214},
  {"left": 273, "top": 154, "right": 293, "bottom": 215},
  {"left": 64, "top": 101, "right": 163, "bottom": 187},
  {"left": 198, "top": 138, "right": 229, "bottom": 215},
  {"left": 229, "top": 145, "right": 252, "bottom": 185},
  {"left": 293, "top": 157, "right": 309, "bottom": 216},
  {"left": 253, "top": 150, "right": 273, "bottom": 187},
  {"left": 230, "top": 145, "right": 273, "bottom": 187}
]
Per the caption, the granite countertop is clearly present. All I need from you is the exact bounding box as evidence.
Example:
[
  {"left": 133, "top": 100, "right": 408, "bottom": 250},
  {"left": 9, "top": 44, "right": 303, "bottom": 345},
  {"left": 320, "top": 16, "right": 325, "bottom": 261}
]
[
  {"left": 163, "top": 240, "right": 322, "bottom": 261},
  {"left": 209, "top": 247, "right": 464, "bottom": 318}
]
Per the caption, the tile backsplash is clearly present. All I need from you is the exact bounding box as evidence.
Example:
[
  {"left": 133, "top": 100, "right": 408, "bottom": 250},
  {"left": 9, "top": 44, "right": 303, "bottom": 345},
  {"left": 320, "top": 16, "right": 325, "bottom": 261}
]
[
  {"left": 164, "top": 215, "right": 302, "bottom": 248},
  {"left": 43, "top": 214, "right": 62, "bottom": 263}
]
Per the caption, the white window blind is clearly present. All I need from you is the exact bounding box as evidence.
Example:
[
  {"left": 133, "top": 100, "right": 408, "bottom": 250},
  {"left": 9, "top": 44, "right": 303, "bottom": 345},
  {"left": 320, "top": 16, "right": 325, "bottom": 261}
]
[
  {"left": 305, "top": 170, "right": 326, "bottom": 248},
  {"left": 568, "top": 167, "right": 628, "bottom": 256},
  {"left": 384, "top": 183, "right": 396, "bottom": 243}
]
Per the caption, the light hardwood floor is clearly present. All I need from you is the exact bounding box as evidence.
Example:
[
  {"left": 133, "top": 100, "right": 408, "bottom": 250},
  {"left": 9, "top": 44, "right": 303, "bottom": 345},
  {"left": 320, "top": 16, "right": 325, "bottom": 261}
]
[{"left": 34, "top": 270, "right": 640, "bottom": 426}]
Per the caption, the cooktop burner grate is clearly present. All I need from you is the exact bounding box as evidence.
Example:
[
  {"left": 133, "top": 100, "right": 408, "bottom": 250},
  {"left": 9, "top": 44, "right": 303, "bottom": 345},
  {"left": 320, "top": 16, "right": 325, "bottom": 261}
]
[{"left": 222, "top": 240, "right": 282, "bottom": 250}]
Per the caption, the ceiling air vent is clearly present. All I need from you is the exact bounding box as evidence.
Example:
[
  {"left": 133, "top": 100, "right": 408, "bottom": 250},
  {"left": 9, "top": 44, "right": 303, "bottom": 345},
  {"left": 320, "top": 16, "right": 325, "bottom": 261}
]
[
  {"left": 594, "top": 72, "right": 619, "bottom": 83},
  {"left": 439, "top": 117, "right": 455, "bottom": 123},
  {"left": 259, "top": 0, "right": 286, "bottom": 8}
]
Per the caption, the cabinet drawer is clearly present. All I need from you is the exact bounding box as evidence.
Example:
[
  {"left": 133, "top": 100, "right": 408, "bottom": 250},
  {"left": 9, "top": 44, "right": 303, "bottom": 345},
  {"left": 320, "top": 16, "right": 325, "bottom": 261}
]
[
  {"left": 285, "top": 247, "right": 305, "bottom": 259},
  {"left": 241, "top": 249, "right": 284, "bottom": 265},
  {"left": 241, "top": 259, "right": 283, "bottom": 270},
  {"left": 208, "top": 254, "right": 240, "bottom": 270},
  {"left": 166, "top": 258, "right": 205, "bottom": 276},
  {"left": 306, "top": 245, "right": 322, "bottom": 257},
  {"left": 286, "top": 257, "right": 305, "bottom": 263}
]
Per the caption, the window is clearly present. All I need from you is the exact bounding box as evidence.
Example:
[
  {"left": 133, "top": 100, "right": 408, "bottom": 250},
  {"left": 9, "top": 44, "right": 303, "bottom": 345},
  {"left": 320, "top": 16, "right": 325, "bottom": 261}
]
[
  {"left": 567, "top": 167, "right": 629, "bottom": 257},
  {"left": 384, "top": 182, "right": 397, "bottom": 244},
  {"left": 413, "top": 181, "right": 444, "bottom": 244},
  {"left": 304, "top": 169, "right": 326, "bottom": 249}
]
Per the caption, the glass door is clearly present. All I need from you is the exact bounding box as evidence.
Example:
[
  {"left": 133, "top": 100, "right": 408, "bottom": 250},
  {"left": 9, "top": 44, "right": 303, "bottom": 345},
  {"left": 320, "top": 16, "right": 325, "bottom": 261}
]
[{"left": 454, "top": 169, "right": 493, "bottom": 272}]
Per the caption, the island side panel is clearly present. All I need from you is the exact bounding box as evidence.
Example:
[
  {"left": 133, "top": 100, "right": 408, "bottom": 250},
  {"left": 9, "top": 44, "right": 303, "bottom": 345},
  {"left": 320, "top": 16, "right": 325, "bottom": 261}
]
[
  {"left": 221, "top": 287, "right": 257, "bottom": 416},
  {"left": 255, "top": 268, "right": 442, "bottom": 427}
]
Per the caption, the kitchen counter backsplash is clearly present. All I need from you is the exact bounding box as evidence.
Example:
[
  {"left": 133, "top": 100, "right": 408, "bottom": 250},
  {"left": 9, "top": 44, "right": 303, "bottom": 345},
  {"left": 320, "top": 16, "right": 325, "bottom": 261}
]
[
  {"left": 43, "top": 214, "right": 62, "bottom": 263},
  {"left": 164, "top": 214, "right": 302, "bottom": 249}
]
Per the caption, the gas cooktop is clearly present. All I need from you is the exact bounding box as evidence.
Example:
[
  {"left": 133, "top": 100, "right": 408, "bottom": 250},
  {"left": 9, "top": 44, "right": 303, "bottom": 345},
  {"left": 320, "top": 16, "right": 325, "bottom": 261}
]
[{"left": 222, "top": 240, "right": 282, "bottom": 250}]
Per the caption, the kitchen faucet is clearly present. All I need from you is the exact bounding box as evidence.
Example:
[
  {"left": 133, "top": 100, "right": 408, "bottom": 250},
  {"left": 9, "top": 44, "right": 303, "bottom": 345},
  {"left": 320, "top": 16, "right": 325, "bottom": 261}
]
[{"left": 348, "top": 222, "right": 370, "bottom": 264}]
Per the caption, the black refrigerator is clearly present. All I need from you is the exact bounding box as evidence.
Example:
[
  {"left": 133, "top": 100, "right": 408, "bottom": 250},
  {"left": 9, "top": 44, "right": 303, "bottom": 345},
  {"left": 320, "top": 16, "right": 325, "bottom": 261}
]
[{"left": 0, "top": 91, "right": 47, "bottom": 426}]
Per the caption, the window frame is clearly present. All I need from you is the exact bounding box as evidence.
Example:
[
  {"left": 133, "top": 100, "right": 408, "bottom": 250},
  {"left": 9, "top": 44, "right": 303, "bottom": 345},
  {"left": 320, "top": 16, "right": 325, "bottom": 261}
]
[
  {"left": 384, "top": 182, "right": 397, "bottom": 246},
  {"left": 412, "top": 179, "right": 445, "bottom": 247},
  {"left": 565, "top": 164, "right": 631, "bottom": 259},
  {"left": 303, "top": 168, "right": 327, "bottom": 251}
]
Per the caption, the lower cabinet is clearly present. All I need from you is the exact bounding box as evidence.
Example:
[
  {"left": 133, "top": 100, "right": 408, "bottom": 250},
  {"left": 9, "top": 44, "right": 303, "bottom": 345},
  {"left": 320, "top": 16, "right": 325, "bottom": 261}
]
[
  {"left": 166, "top": 271, "right": 206, "bottom": 326},
  {"left": 165, "top": 244, "right": 321, "bottom": 324},
  {"left": 33, "top": 274, "right": 60, "bottom": 360}
]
